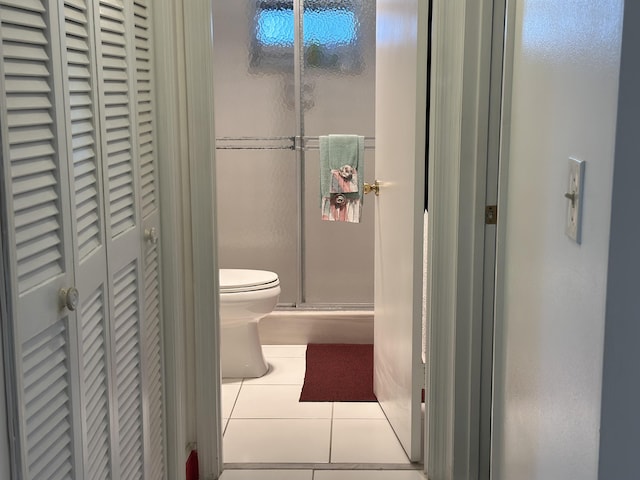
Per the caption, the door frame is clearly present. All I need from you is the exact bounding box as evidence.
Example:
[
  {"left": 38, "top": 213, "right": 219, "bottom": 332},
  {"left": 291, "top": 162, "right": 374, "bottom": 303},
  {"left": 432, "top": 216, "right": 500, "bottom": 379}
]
[
  {"left": 172, "top": 0, "right": 503, "bottom": 479},
  {"left": 425, "top": 0, "right": 500, "bottom": 478},
  {"left": 180, "top": 0, "right": 225, "bottom": 479},
  {"left": 479, "top": 0, "right": 507, "bottom": 477},
  {"left": 152, "top": 0, "right": 194, "bottom": 478}
]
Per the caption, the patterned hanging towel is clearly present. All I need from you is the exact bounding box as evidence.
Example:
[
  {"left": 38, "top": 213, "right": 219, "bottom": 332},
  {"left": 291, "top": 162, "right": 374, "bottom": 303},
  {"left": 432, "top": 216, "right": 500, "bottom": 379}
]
[
  {"left": 330, "top": 165, "right": 359, "bottom": 193},
  {"left": 321, "top": 192, "right": 362, "bottom": 222},
  {"left": 319, "top": 135, "right": 365, "bottom": 223}
]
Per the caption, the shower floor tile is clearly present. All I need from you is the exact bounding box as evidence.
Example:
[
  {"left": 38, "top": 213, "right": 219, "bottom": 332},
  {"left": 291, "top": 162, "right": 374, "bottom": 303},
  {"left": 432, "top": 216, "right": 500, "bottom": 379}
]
[
  {"left": 224, "top": 418, "right": 331, "bottom": 463},
  {"left": 330, "top": 418, "right": 410, "bottom": 464},
  {"left": 220, "top": 470, "right": 427, "bottom": 480},
  {"left": 232, "top": 384, "right": 332, "bottom": 419},
  {"left": 332, "top": 401, "right": 385, "bottom": 419},
  {"left": 220, "top": 470, "right": 313, "bottom": 480},
  {"left": 221, "top": 380, "right": 242, "bottom": 419},
  {"left": 222, "top": 345, "right": 415, "bottom": 470},
  {"left": 241, "top": 356, "right": 306, "bottom": 385},
  {"left": 262, "top": 345, "right": 307, "bottom": 358},
  {"left": 314, "top": 472, "right": 427, "bottom": 480}
]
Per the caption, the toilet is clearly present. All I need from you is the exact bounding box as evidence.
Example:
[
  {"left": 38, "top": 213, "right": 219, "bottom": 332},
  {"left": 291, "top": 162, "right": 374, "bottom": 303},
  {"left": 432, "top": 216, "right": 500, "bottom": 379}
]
[{"left": 219, "top": 269, "right": 281, "bottom": 378}]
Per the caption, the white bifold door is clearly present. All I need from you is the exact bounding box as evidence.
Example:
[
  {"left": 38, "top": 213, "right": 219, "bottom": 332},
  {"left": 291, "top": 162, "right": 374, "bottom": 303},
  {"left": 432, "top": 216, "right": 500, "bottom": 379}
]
[{"left": 0, "top": 0, "right": 165, "bottom": 478}]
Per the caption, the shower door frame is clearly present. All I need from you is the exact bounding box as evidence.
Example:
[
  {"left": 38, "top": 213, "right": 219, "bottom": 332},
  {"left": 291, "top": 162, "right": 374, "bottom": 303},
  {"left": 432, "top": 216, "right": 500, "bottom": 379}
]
[{"left": 296, "top": 0, "right": 376, "bottom": 309}]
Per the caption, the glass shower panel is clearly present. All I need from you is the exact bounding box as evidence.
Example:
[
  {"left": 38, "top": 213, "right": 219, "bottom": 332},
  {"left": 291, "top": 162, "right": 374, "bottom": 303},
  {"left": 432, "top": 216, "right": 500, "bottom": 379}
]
[
  {"left": 212, "top": 1, "right": 296, "bottom": 138},
  {"left": 304, "top": 148, "right": 375, "bottom": 304},
  {"left": 213, "top": 0, "right": 298, "bottom": 305},
  {"left": 216, "top": 150, "right": 298, "bottom": 305},
  {"left": 212, "top": 0, "right": 376, "bottom": 307},
  {"left": 302, "top": 0, "right": 376, "bottom": 304}
]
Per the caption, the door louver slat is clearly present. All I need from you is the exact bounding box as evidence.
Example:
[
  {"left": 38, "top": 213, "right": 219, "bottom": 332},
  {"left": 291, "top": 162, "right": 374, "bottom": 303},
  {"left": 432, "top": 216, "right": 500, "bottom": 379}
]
[
  {"left": 64, "top": 0, "right": 86, "bottom": 11},
  {"left": 1, "top": 0, "right": 44, "bottom": 13}
]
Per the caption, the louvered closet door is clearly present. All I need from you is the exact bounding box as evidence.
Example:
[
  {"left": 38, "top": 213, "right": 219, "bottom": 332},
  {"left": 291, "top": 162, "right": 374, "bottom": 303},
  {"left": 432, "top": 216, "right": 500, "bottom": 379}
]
[
  {"left": 0, "top": 1, "right": 84, "bottom": 478},
  {"left": 94, "top": 0, "right": 145, "bottom": 477},
  {"left": 133, "top": 1, "right": 166, "bottom": 478},
  {"left": 93, "top": 1, "right": 157, "bottom": 479},
  {"left": 59, "top": 0, "right": 116, "bottom": 478}
]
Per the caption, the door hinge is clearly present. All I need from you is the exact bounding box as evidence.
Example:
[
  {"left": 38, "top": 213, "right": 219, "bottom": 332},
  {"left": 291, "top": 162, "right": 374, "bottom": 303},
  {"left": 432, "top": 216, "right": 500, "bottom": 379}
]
[{"left": 485, "top": 205, "right": 498, "bottom": 225}]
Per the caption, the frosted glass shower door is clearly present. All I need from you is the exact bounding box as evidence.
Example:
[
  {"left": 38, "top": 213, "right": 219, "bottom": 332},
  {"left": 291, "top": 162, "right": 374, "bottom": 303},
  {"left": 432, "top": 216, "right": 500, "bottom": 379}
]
[
  {"left": 213, "top": 1, "right": 299, "bottom": 304},
  {"left": 212, "top": 0, "right": 376, "bottom": 306},
  {"left": 302, "top": 0, "right": 376, "bottom": 305},
  {"left": 215, "top": 150, "right": 299, "bottom": 304}
]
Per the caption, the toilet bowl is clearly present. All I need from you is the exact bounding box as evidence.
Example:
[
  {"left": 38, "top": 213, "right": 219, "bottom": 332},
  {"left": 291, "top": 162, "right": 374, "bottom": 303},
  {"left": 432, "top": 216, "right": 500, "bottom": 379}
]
[{"left": 219, "top": 269, "right": 280, "bottom": 378}]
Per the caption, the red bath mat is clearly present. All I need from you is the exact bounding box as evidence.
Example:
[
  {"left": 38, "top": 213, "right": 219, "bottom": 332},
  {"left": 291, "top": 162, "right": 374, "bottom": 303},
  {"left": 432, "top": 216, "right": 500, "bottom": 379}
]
[{"left": 299, "top": 343, "right": 377, "bottom": 402}]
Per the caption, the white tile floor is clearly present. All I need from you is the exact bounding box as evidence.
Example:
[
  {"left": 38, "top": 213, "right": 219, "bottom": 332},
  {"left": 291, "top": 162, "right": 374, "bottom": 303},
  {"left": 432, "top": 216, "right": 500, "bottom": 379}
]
[{"left": 220, "top": 345, "right": 426, "bottom": 480}]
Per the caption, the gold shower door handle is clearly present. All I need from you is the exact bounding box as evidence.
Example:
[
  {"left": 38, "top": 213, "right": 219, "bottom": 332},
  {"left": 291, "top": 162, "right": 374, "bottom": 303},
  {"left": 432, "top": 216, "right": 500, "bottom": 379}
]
[{"left": 364, "top": 180, "right": 380, "bottom": 196}]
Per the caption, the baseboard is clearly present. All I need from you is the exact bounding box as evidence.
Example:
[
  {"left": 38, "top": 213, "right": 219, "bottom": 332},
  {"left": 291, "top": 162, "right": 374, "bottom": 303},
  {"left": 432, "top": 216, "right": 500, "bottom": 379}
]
[{"left": 259, "top": 310, "right": 374, "bottom": 345}]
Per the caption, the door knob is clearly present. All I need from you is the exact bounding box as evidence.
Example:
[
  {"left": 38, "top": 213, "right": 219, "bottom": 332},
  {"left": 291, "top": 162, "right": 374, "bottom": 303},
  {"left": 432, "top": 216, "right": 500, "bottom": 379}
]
[
  {"left": 144, "top": 227, "right": 159, "bottom": 245},
  {"left": 59, "top": 287, "right": 79, "bottom": 311},
  {"left": 364, "top": 180, "right": 380, "bottom": 196}
]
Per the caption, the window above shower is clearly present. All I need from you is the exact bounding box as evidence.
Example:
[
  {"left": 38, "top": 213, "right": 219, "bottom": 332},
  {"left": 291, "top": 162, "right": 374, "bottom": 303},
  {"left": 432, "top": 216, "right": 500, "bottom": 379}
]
[{"left": 251, "top": 0, "right": 364, "bottom": 73}]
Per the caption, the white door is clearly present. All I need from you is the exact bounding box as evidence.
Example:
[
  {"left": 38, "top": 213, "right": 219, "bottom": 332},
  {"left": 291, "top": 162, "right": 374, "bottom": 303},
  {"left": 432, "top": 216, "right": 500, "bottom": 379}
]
[
  {"left": 60, "top": 0, "right": 115, "bottom": 477},
  {"left": 373, "top": 0, "right": 429, "bottom": 462},
  {"left": 132, "top": 0, "right": 167, "bottom": 476}
]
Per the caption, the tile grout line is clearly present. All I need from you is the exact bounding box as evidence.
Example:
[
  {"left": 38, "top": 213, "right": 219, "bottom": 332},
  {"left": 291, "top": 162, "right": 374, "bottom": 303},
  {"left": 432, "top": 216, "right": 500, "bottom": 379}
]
[
  {"left": 328, "top": 401, "right": 335, "bottom": 464},
  {"left": 223, "top": 378, "right": 244, "bottom": 435}
]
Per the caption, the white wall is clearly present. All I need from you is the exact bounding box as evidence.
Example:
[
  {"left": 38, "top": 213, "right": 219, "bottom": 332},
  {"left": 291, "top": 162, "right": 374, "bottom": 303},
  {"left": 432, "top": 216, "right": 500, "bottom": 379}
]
[{"left": 493, "top": 1, "right": 624, "bottom": 479}]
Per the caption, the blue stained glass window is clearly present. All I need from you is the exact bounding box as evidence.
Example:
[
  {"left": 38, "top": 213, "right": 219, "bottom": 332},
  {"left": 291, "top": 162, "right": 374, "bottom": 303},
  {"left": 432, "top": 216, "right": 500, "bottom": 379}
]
[{"left": 256, "top": 8, "right": 357, "bottom": 47}]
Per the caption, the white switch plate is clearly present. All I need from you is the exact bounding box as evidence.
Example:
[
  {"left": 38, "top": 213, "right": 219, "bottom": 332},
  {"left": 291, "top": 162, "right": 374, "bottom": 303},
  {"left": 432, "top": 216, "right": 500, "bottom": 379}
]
[{"left": 566, "top": 157, "right": 585, "bottom": 243}]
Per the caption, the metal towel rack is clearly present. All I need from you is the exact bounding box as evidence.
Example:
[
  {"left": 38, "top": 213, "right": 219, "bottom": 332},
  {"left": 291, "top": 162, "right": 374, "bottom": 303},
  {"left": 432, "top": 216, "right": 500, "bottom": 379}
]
[{"left": 215, "top": 136, "right": 375, "bottom": 151}]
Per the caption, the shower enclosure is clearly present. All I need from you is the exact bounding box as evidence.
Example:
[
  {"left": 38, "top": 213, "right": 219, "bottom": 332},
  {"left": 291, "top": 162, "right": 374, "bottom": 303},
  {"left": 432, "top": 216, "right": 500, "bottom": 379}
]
[{"left": 212, "top": 0, "right": 376, "bottom": 307}]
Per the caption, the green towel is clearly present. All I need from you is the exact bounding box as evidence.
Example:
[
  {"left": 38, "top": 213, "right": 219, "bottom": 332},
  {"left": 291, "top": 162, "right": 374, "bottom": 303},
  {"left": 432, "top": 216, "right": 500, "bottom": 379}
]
[{"left": 319, "top": 134, "right": 365, "bottom": 205}]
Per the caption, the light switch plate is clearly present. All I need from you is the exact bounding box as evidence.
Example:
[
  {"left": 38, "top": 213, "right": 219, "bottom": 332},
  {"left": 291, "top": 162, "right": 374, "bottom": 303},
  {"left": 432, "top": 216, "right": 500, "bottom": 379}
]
[{"left": 566, "top": 157, "right": 585, "bottom": 243}]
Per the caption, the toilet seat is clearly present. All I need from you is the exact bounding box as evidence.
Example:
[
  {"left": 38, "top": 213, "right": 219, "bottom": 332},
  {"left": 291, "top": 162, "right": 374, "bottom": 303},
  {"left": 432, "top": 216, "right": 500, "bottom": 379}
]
[{"left": 219, "top": 269, "right": 280, "bottom": 294}]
